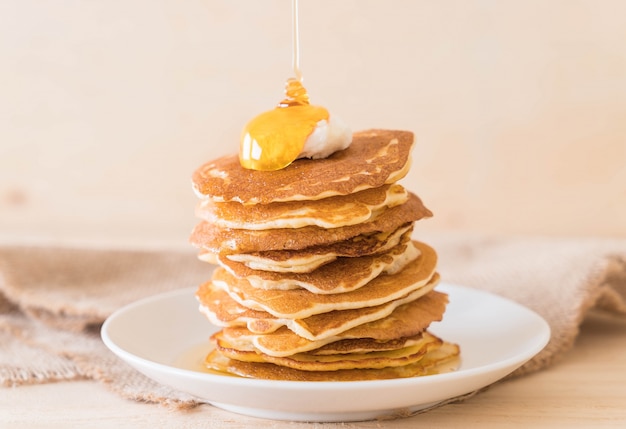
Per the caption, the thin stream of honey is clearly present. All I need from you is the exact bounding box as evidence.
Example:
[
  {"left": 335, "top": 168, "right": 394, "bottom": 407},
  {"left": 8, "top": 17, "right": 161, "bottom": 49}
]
[
  {"left": 292, "top": 0, "right": 302, "bottom": 82},
  {"left": 239, "top": 0, "right": 329, "bottom": 171}
]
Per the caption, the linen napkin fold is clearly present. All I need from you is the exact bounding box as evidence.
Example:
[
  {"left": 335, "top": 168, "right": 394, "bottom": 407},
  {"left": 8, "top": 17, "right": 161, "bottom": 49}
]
[
  {"left": 424, "top": 233, "right": 626, "bottom": 376},
  {"left": 1, "top": 235, "right": 625, "bottom": 410},
  {"left": 0, "top": 246, "right": 212, "bottom": 409}
]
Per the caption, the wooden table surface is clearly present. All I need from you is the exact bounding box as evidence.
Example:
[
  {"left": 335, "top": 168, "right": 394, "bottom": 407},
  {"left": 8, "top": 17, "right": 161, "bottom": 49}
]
[{"left": 2, "top": 311, "right": 624, "bottom": 428}]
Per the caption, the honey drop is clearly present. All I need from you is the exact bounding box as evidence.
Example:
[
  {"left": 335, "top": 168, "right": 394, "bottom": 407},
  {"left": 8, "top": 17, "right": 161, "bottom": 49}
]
[{"left": 239, "top": 79, "right": 329, "bottom": 171}]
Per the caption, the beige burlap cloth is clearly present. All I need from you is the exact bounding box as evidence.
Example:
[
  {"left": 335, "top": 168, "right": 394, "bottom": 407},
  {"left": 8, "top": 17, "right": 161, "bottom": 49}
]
[{"left": 1, "top": 235, "right": 625, "bottom": 411}]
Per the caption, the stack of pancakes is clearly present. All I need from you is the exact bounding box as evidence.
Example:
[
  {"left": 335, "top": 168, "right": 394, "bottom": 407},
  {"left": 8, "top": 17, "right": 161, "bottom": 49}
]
[{"left": 190, "top": 129, "right": 460, "bottom": 381}]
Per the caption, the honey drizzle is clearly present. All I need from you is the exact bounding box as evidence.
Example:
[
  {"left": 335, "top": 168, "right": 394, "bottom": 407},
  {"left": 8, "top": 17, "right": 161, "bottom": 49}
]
[
  {"left": 280, "top": 78, "right": 310, "bottom": 107},
  {"left": 291, "top": 0, "right": 302, "bottom": 83},
  {"left": 282, "top": 0, "right": 308, "bottom": 107},
  {"left": 238, "top": 0, "right": 328, "bottom": 171}
]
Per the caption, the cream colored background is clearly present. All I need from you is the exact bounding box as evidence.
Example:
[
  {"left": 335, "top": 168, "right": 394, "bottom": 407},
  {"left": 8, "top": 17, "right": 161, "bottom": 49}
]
[{"left": 1, "top": 0, "right": 625, "bottom": 246}]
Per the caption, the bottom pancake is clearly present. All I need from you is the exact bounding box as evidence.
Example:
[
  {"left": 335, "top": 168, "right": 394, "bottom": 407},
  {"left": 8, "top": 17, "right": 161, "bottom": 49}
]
[
  {"left": 204, "top": 340, "right": 460, "bottom": 381},
  {"left": 214, "top": 331, "right": 442, "bottom": 371}
]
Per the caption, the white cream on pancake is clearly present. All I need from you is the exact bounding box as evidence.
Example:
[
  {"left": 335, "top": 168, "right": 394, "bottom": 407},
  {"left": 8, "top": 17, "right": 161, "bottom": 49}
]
[{"left": 298, "top": 115, "right": 352, "bottom": 160}]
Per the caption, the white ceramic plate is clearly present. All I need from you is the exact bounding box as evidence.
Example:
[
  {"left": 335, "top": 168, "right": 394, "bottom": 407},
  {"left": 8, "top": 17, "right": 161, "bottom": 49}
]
[{"left": 101, "top": 283, "right": 550, "bottom": 422}]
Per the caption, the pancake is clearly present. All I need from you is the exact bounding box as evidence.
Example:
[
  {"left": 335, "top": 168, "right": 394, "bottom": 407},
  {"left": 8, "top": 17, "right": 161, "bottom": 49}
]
[
  {"left": 286, "top": 277, "right": 440, "bottom": 341},
  {"left": 195, "top": 184, "right": 408, "bottom": 230},
  {"left": 214, "top": 332, "right": 442, "bottom": 371},
  {"left": 309, "top": 334, "right": 425, "bottom": 355},
  {"left": 192, "top": 129, "right": 414, "bottom": 204},
  {"left": 196, "top": 283, "right": 275, "bottom": 328},
  {"left": 198, "top": 274, "right": 441, "bottom": 341},
  {"left": 215, "top": 225, "right": 413, "bottom": 273},
  {"left": 216, "top": 240, "right": 419, "bottom": 294},
  {"left": 190, "top": 192, "right": 431, "bottom": 255},
  {"left": 200, "top": 249, "right": 334, "bottom": 274},
  {"left": 211, "top": 240, "right": 437, "bottom": 319},
  {"left": 208, "top": 288, "right": 448, "bottom": 356},
  {"left": 212, "top": 330, "right": 432, "bottom": 356},
  {"left": 204, "top": 340, "right": 460, "bottom": 381}
]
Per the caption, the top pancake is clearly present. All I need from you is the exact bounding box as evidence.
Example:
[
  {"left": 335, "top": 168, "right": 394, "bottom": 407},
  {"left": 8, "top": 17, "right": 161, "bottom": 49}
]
[{"left": 192, "top": 129, "right": 414, "bottom": 204}]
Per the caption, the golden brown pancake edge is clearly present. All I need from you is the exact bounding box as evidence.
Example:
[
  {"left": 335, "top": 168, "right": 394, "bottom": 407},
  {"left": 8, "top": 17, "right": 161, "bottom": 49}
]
[{"left": 192, "top": 129, "right": 414, "bottom": 204}]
